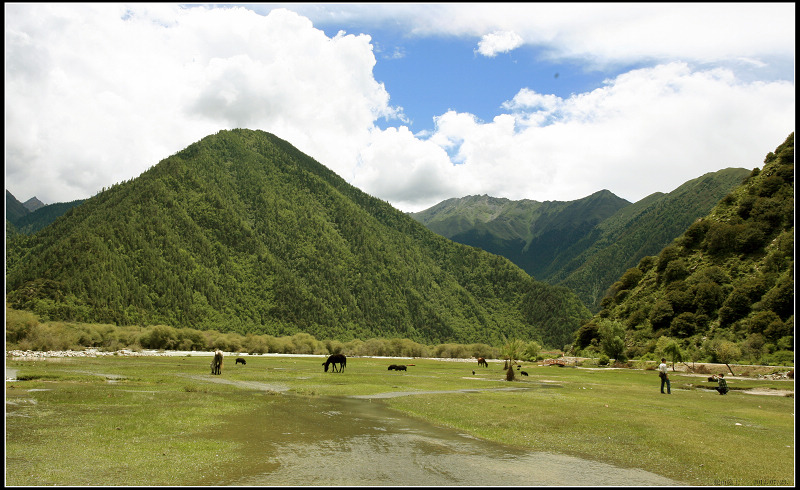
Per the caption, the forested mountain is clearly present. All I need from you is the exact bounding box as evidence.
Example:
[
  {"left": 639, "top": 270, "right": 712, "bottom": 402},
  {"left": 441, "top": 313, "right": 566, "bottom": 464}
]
[
  {"left": 410, "top": 168, "right": 751, "bottom": 310},
  {"left": 574, "top": 133, "right": 794, "bottom": 361},
  {"left": 5, "top": 129, "right": 590, "bottom": 348},
  {"left": 6, "top": 190, "right": 30, "bottom": 224},
  {"left": 6, "top": 193, "right": 86, "bottom": 235}
]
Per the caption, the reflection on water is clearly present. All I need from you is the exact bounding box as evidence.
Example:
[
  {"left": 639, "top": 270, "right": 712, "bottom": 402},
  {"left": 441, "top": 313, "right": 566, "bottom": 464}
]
[{"left": 205, "top": 394, "right": 681, "bottom": 486}]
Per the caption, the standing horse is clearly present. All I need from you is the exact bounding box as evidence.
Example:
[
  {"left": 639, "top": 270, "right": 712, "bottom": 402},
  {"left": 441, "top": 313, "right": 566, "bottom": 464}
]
[
  {"left": 211, "top": 349, "right": 224, "bottom": 375},
  {"left": 323, "top": 354, "right": 347, "bottom": 373},
  {"left": 477, "top": 357, "right": 488, "bottom": 367}
]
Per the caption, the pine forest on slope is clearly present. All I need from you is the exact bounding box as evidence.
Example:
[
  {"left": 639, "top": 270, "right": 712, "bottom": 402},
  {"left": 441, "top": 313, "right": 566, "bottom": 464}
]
[
  {"left": 575, "top": 133, "right": 794, "bottom": 361},
  {"left": 410, "top": 168, "right": 751, "bottom": 310},
  {"left": 5, "top": 129, "right": 590, "bottom": 349}
]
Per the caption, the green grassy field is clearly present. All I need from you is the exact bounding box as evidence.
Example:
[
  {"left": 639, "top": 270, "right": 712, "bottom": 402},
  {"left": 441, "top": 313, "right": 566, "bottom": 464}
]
[{"left": 5, "top": 354, "right": 794, "bottom": 486}]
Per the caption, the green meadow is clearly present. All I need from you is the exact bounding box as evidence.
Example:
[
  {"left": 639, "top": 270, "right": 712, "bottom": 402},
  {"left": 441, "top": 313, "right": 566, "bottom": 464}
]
[{"left": 5, "top": 354, "right": 794, "bottom": 486}]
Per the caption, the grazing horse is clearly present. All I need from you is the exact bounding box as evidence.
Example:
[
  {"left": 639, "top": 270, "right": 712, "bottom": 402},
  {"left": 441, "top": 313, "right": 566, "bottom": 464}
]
[
  {"left": 477, "top": 357, "right": 488, "bottom": 367},
  {"left": 520, "top": 371, "right": 529, "bottom": 376},
  {"left": 211, "top": 349, "right": 224, "bottom": 375},
  {"left": 235, "top": 357, "right": 246, "bottom": 365},
  {"left": 323, "top": 354, "right": 347, "bottom": 373}
]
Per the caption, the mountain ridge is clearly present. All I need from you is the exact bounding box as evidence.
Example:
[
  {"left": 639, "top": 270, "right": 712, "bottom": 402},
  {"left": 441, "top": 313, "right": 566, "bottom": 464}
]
[
  {"left": 410, "top": 167, "right": 751, "bottom": 309},
  {"left": 5, "top": 129, "right": 590, "bottom": 348},
  {"left": 574, "top": 133, "right": 794, "bottom": 361}
]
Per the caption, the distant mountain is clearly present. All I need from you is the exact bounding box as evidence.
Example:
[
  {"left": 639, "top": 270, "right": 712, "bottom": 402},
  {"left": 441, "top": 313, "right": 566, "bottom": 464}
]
[
  {"left": 574, "top": 133, "right": 794, "bottom": 358},
  {"left": 410, "top": 168, "right": 751, "bottom": 310},
  {"left": 23, "top": 197, "right": 46, "bottom": 212},
  {"left": 12, "top": 199, "right": 86, "bottom": 235},
  {"left": 5, "top": 129, "right": 590, "bottom": 348},
  {"left": 6, "top": 190, "right": 30, "bottom": 224},
  {"left": 6, "top": 190, "right": 86, "bottom": 235}
]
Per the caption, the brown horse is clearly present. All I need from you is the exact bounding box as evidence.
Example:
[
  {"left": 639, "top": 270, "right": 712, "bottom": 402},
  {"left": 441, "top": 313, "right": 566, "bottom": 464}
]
[
  {"left": 477, "top": 357, "right": 488, "bottom": 367},
  {"left": 211, "top": 349, "right": 224, "bottom": 375},
  {"left": 323, "top": 354, "right": 346, "bottom": 373}
]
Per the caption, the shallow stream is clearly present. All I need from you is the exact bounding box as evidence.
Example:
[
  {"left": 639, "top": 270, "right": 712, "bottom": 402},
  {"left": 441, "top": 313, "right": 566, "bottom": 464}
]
[{"left": 201, "top": 393, "right": 681, "bottom": 486}]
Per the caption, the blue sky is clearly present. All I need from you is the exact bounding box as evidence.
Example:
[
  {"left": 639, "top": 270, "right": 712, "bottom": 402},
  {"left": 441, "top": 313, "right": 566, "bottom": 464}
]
[
  {"left": 301, "top": 11, "right": 644, "bottom": 132},
  {"left": 371, "top": 39, "right": 606, "bottom": 132},
  {"left": 5, "top": 3, "right": 795, "bottom": 212}
]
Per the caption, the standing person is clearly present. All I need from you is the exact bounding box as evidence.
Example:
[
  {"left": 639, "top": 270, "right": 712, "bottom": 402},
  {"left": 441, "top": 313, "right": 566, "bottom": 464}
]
[{"left": 658, "top": 358, "right": 671, "bottom": 394}]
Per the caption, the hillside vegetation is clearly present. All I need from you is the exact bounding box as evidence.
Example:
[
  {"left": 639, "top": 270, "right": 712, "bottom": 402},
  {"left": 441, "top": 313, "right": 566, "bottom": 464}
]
[
  {"left": 5, "top": 129, "right": 590, "bottom": 348},
  {"left": 411, "top": 169, "right": 751, "bottom": 311},
  {"left": 573, "top": 133, "right": 794, "bottom": 366},
  {"left": 6, "top": 192, "right": 86, "bottom": 235}
]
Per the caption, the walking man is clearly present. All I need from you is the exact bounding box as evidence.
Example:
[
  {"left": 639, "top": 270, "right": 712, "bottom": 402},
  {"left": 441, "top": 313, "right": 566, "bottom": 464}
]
[{"left": 658, "top": 357, "right": 671, "bottom": 394}]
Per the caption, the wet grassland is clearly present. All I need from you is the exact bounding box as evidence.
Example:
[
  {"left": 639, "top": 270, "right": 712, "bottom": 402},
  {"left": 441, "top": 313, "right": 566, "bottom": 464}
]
[{"left": 5, "top": 354, "right": 794, "bottom": 486}]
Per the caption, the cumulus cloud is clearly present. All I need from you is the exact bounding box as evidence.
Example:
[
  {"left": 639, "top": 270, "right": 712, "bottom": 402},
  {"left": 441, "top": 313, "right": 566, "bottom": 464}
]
[
  {"left": 5, "top": 4, "right": 401, "bottom": 203},
  {"left": 476, "top": 30, "right": 523, "bottom": 57},
  {"left": 353, "top": 62, "right": 792, "bottom": 212},
  {"left": 414, "top": 62, "right": 794, "bottom": 207},
  {"left": 4, "top": 4, "right": 795, "bottom": 215},
  {"left": 282, "top": 3, "right": 794, "bottom": 66}
]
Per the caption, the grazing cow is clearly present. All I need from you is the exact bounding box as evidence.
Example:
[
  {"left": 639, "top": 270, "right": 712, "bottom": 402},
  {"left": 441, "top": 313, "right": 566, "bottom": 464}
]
[
  {"left": 477, "top": 357, "right": 488, "bottom": 367},
  {"left": 235, "top": 357, "right": 246, "bottom": 365},
  {"left": 388, "top": 364, "right": 407, "bottom": 371},
  {"left": 211, "top": 349, "right": 224, "bottom": 375},
  {"left": 323, "top": 354, "right": 347, "bottom": 373},
  {"left": 520, "top": 371, "right": 529, "bottom": 376},
  {"left": 388, "top": 364, "right": 397, "bottom": 370}
]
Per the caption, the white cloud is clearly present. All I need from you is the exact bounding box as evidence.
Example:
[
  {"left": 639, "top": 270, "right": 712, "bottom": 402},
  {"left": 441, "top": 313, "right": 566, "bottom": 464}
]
[
  {"left": 5, "top": 4, "right": 400, "bottom": 204},
  {"left": 408, "top": 62, "right": 794, "bottom": 207},
  {"left": 4, "top": 4, "right": 795, "bottom": 215},
  {"left": 282, "top": 3, "right": 794, "bottom": 67},
  {"left": 476, "top": 30, "right": 523, "bottom": 57}
]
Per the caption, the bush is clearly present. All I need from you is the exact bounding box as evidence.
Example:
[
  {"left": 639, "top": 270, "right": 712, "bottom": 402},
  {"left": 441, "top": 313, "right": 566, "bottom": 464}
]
[
  {"left": 598, "top": 355, "right": 610, "bottom": 366},
  {"left": 662, "top": 259, "right": 690, "bottom": 284},
  {"left": 764, "top": 350, "right": 794, "bottom": 366},
  {"left": 6, "top": 308, "right": 41, "bottom": 345},
  {"left": 139, "top": 325, "right": 178, "bottom": 350}
]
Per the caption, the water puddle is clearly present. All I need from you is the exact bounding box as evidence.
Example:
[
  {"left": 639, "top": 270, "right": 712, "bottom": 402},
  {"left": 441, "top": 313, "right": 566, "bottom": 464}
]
[{"left": 202, "top": 394, "right": 681, "bottom": 486}]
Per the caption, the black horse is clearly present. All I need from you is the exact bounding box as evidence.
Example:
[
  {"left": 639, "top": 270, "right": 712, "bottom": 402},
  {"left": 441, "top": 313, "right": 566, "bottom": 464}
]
[{"left": 323, "top": 354, "right": 347, "bottom": 373}]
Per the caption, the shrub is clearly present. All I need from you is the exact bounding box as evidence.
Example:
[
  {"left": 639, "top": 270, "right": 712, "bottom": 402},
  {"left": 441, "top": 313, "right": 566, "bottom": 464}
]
[
  {"left": 6, "top": 308, "right": 40, "bottom": 345},
  {"left": 649, "top": 299, "right": 674, "bottom": 331},
  {"left": 245, "top": 334, "right": 270, "bottom": 354},
  {"left": 680, "top": 219, "right": 710, "bottom": 249},
  {"left": 662, "top": 259, "right": 690, "bottom": 284},
  {"left": 139, "top": 325, "right": 178, "bottom": 350},
  {"left": 670, "top": 312, "right": 698, "bottom": 337},
  {"left": 764, "top": 350, "right": 794, "bottom": 366},
  {"left": 598, "top": 355, "right": 610, "bottom": 366}
]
